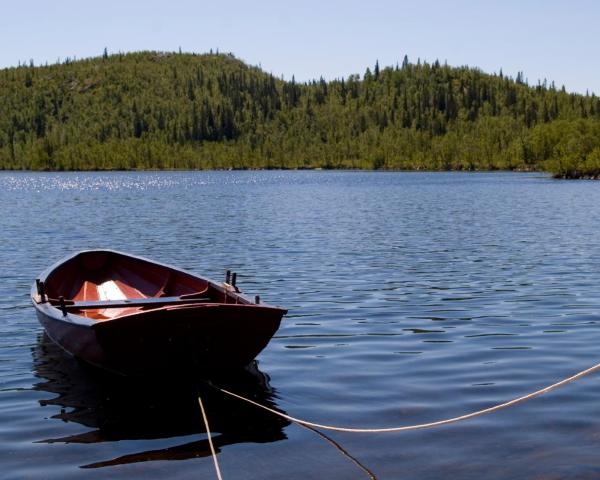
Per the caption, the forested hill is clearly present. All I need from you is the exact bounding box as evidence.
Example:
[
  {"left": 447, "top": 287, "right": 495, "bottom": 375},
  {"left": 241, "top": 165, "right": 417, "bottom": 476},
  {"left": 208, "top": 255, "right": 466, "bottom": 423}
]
[{"left": 1, "top": 50, "right": 600, "bottom": 177}]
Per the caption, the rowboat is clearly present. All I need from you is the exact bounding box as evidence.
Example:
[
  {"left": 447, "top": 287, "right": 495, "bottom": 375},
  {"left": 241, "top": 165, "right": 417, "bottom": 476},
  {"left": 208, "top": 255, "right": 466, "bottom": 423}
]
[{"left": 31, "top": 250, "right": 287, "bottom": 376}]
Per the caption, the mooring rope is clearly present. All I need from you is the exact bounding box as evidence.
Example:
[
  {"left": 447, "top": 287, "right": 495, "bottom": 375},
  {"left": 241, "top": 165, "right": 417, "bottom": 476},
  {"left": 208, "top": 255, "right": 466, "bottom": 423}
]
[
  {"left": 299, "top": 423, "right": 378, "bottom": 479},
  {"left": 215, "top": 360, "right": 600, "bottom": 434},
  {"left": 198, "top": 395, "right": 224, "bottom": 480}
]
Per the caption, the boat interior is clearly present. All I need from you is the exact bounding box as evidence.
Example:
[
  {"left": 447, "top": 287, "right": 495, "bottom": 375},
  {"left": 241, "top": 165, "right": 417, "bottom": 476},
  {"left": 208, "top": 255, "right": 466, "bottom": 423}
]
[{"left": 41, "top": 251, "right": 238, "bottom": 320}]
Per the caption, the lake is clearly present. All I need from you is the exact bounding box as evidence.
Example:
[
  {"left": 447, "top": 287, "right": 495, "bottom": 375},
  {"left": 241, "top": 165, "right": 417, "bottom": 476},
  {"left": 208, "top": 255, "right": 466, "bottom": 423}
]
[{"left": 2, "top": 171, "right": 600, "bottom": 479}]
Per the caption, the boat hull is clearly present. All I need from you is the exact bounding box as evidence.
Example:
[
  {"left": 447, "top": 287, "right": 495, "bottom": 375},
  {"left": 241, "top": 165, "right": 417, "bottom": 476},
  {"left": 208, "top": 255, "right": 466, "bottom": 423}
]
[{"left": 36, "top": 302, "right": 283, "bottom": 376}]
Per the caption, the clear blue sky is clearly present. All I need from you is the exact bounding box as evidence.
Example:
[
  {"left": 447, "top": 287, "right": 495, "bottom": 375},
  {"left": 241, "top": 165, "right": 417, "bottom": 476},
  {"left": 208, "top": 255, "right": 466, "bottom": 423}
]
[{"left": 2, "top": 0, "right": 599, "bottom": 94}]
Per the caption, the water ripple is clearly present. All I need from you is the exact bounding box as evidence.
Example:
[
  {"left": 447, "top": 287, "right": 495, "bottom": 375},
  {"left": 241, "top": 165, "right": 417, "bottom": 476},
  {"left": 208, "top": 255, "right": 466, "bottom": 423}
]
[{"left": 2, "top": 171, "right": 600, "bottom": 479}]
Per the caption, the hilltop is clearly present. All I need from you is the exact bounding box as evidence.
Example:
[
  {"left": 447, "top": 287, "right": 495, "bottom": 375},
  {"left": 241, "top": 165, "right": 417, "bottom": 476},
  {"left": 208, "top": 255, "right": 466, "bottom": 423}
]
[{"left": 1, "top": 50, "right": 599, "bottom": 177}]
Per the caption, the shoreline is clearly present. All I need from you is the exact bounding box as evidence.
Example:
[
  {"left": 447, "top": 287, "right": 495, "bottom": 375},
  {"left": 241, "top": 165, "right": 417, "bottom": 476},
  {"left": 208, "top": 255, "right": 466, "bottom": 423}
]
[
  {"left": 2, "top": 167, "right": 597, "bottom": 179},
  {"left": 0, "top": 166, "right": 546, "bottom": 173}
]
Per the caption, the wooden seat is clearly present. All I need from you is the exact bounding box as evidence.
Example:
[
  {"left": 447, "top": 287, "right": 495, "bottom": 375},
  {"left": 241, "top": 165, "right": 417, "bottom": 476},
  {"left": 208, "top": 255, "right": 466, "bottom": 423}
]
[{"left": 57, "top": 295, "right": 213, "bottom": 311}]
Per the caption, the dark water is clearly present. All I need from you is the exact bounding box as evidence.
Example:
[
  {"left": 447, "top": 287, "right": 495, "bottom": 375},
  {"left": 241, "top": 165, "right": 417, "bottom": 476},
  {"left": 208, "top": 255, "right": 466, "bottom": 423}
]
[{"left": 2, "top": 171, "right": 600, "bottom": 479}]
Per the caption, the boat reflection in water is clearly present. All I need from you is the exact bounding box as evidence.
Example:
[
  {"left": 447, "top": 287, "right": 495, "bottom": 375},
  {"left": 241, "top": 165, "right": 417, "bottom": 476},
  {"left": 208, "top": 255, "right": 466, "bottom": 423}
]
[{"left": 32, "top": 333, "right": 289, "bottom": 469}]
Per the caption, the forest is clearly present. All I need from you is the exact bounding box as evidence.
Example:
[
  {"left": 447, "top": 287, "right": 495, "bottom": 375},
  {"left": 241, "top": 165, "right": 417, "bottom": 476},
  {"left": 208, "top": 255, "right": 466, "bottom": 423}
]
[{"left": 1, "top": 50, "right": 599, "bottom": 177}]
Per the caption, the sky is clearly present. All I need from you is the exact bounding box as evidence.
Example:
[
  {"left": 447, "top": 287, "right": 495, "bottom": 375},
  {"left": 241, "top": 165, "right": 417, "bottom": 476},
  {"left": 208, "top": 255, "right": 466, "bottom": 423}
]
[{"left": 1, "top": 0, "right": 599, "bottom": 94}]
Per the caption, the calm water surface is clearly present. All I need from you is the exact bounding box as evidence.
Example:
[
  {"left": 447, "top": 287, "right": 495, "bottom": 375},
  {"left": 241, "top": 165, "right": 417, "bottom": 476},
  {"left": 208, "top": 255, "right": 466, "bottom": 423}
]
[{"left": 2, "top": 171, "right": 600, "bottom": 479}]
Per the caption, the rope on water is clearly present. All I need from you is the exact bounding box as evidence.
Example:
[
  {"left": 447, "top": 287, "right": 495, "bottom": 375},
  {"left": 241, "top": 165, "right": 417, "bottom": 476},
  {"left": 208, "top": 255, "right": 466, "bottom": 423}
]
[
  {"left": 198, "top": 395, "right": 224, "bottom": 480},
  {"left": 299, "top": 423, "right": 378, "bottom": 479},
  {"left": 216, "top": 361, "right": 600, "bottom": 434}
]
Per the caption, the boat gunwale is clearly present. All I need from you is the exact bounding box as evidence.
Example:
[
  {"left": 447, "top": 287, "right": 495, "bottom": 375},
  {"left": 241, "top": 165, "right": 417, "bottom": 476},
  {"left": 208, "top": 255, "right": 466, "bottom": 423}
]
[{"left": 31, "top": 249, "right": 286, "bottom": 327}]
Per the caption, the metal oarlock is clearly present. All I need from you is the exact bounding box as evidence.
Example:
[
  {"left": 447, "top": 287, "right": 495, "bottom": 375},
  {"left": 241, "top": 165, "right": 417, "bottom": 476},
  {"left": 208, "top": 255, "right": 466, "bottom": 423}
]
[
  {"left": 58, "top": 296, "right": 67, "bottom": 316},
  {"left": 36, "top": 279, "right": 46, "bottom": 303}
]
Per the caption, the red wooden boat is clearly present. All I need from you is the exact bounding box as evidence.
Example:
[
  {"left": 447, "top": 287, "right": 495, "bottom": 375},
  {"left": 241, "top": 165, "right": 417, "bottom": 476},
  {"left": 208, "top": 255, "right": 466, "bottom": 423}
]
[{"left": 31, "top": 250, "right": 287, "bottom": 376}]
